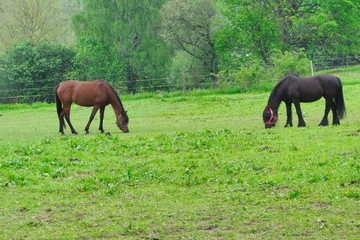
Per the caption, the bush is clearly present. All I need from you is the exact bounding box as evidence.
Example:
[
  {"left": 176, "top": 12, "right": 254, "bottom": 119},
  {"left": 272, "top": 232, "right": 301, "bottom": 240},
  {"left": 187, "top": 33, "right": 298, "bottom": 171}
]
[
  {"left": 218, "top": 60, "right": 270, "bottom": 91},
  {"left": 0, "top": 41, "right": 76, "bottom": 104},
  {"left": 270, "top": 49, "right": 312, "bottom": 79},
  {"left": 218, "top": 50, "right": 312, "bottom": 92}
]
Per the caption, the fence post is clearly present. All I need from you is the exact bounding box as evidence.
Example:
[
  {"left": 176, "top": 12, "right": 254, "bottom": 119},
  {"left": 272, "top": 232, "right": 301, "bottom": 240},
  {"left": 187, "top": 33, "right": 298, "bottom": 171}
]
[
  {"left": 310, "top": 60, "right": 314, "bottom": 76},
  {"left": 182, "top": 67, "right": 186, "bottom": 95}
]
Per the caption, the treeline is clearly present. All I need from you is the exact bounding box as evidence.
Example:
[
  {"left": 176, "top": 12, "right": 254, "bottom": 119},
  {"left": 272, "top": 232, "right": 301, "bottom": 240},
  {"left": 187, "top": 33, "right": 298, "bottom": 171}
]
[{"left": 0, "top": 0, "right": 359, "bottom": 103}]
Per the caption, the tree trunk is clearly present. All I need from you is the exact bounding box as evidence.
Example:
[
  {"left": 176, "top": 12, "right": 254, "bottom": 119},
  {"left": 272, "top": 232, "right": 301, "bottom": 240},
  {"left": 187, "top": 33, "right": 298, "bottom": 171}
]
[
  {"left": 276, "top": 0, "right": 292, "bottom": 49},
  {"left": 126, "top": 63, "right": 137, "bottom": 94}
]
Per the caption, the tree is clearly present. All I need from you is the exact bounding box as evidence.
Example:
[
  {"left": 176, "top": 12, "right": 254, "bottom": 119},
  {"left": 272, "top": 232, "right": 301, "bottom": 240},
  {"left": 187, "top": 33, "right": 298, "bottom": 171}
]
[
  {"left": 72, "top": 0, "right": 172, "bottom": 93},
  {"left": 0, "top": 0, "right": 77, "bottom": 52},
  {"left": 215, "top": 0, "right": 279, "bottom": 67},
  {"left": 307, "top": 0, "right": 360, "bottom": 63},
  {"left": 160, "top": 0, "right": 219, "bottom": 85},
  {"left": 216, "top": 0, "right": 360, "bottom": 70}
]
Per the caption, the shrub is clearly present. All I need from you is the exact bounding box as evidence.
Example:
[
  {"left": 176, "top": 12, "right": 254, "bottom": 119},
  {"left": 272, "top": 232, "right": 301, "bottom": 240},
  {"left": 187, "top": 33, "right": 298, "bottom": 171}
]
[
  {"left": 218, "top": 60, "right": 270, "bottom": 91},
  {"left": 218, "top": 50, "right": 312, "bottom": 92},
  {"left": 270, "top": 49, "right": 312, "bottom": 79},
  {"left": 0, "top": 41, "right": 76, "bottom": 104}
]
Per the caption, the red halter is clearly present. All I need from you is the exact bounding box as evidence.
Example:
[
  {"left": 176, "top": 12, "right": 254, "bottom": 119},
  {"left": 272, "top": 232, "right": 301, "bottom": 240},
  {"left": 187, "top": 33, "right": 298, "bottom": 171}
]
[{"left": 265, "top": 107, "right": 278, "bottom": 125}]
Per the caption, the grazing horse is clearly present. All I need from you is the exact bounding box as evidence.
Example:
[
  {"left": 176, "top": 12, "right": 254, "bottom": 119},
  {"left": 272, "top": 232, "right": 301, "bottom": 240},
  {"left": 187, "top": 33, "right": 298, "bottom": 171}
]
[
  {"left": 263, "top": 74, "right": 346, "bottom": 128},
  {"left": 55, "top": 80, "right": 129, "bottom": 134}
]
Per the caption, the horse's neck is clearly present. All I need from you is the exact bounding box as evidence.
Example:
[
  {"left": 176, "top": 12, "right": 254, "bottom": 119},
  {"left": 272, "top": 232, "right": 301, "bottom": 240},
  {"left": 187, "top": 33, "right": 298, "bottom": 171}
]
[
  {"left": 110, "top": 99, "right": 124, "bottom": 117},
  {"left": 267, "top": 79, "right": 288, "bottom": 110},
  {"left": 108, "top": 92, "right": 125, "bottom": 117},
  {"left": 267, "top": 92, "right": 282, "bottom": 110}
]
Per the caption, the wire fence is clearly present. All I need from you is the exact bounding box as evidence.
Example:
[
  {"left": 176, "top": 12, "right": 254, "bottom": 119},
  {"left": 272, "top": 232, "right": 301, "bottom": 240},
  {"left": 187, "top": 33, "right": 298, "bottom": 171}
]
[
  {"left": 0, "top": 56, "right": 359, "bottom": 104},
  {"left": 311, "top": 56, "right": 359, "bottom": 72}
]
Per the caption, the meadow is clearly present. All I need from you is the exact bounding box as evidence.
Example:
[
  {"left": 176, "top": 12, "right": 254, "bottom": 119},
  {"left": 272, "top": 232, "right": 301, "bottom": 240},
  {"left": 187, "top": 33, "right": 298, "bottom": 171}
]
[{"left": 0, "top": 68, "right": 360, "bottom": 239}]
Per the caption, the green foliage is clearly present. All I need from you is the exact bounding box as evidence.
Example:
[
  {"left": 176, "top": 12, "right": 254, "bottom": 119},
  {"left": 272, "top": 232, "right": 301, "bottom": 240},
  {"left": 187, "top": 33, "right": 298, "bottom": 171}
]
[
  {"left": 270, "top": 50, "right": 312, "bottom": 79},
  {"left": 0, "top": 0, "right": 77, "bottom": 52},
  {"left": 216, "top": 0, "right": 360, "bottom": 71},
  {"left": 72, "top": 0, "right": 173, "bottom": 93},
  {"left": 218, "top": 50, "right": 311, "bottom": 91},
  {"left": 218, "top": 60, "right": 268, "bottom": 91},
  {"left": 312, "top": 0, "right": 360, "bottom": 58},
  {"left": 160, "top": 0, "right": 219, "bottom": 85},
  {"left": 214, "top": 1, "right": 280, "bottom": 67},
  {"left": 0, "top": 41, "right": 76, "bottom": 104}
]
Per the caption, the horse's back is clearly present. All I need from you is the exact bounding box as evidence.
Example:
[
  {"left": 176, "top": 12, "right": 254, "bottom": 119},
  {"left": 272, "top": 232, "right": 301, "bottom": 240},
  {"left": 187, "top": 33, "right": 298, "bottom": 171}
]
[
  {"left": 283, "top": 74, "right": 341, "bottom": 102},
  {"left": 57, "top": 80, "right": 87, "bottom": 94},
  {"left": 57, "top": 80, "right": 111, "bottom": 106},
  {"left": 58, "top": 80, "right": 105, "bottom": 90},
  {"left": 317, "top": 74, "right": 341, "bottom": 85},
  {"left": 315, "top": 75, "right": 342, "bottom": 96}
]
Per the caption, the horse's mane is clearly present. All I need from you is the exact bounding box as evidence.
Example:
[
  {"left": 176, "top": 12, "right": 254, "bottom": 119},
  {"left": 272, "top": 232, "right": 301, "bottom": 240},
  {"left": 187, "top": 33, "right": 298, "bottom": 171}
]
[
  {"left": 268, "top": 75, "right": 298, "bottom": 104},
  {"left": 271, "top": 75, "right": 298, "bottom": 96},
  {"left": 269, "top": 76, "right": 286, "bottom": 101},
  {"left": 100, "top": 80, "right": 126, "bottom": 113}
]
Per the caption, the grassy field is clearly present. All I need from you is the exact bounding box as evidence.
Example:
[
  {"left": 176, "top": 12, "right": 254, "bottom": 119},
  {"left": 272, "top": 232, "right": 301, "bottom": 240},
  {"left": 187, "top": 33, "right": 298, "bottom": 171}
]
[{"left": 0, "top": 67, "right": 360, "bottom": 239}]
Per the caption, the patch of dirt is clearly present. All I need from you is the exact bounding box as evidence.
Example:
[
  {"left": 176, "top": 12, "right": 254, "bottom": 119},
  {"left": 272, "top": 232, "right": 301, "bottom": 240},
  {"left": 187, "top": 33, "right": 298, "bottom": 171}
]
[
  {"left": 202, "top": 225, "right": 219, "bottom": 231},
  {"left": 310, "top": 202, "right": 332, "bottom": 209},
  {"left": 340, "top": 180, "right": 360, "bottom": 187},
  {"left": 346, "top": 129, "right": 360, "bottom": 136}
]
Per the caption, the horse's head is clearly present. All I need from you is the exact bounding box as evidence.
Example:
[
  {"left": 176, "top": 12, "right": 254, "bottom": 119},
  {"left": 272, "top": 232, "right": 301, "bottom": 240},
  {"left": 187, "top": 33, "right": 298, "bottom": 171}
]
[
  {"left": 263, "top": 106, "right": 278, "bottom": 128},
  {"left": 116, "top": 112, "right": 129, "bottom": 133}
]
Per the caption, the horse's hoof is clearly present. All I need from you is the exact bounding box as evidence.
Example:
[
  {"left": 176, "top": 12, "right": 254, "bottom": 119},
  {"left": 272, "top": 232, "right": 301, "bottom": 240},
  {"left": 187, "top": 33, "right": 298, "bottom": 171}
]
[{"left": 105, "top": 132, "right": 111, "bottom": 136}]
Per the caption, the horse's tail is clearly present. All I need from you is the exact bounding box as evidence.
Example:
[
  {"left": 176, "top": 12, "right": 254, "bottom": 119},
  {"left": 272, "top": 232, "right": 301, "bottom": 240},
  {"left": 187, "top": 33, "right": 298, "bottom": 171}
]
[
  {"left": 335, "top": 77, "right": 346, "bottom": 119},
  {"left": 55, "top": 84, "right": 66, "bottom": 129}
]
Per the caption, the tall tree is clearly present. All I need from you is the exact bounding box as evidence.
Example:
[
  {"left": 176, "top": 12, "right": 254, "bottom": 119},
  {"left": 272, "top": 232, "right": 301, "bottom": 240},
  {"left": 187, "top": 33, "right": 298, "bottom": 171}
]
[
  {"left": 0, "top": 0, "right": 77, "bottom": 52},
  {"left": 216, "top": 0, "right": 360, "bottom": 69},
  {"left": 73, "top": 0, "right": 172, "bottom": 93},
  {"left": 160, "top": 0, "right": 219, "bottom": 84},
  {"left": 310, "top": 0, "right": 360, "bottom": 61},
  {"left": 215, "top": 1, "right": 279, "bottom": 66}
]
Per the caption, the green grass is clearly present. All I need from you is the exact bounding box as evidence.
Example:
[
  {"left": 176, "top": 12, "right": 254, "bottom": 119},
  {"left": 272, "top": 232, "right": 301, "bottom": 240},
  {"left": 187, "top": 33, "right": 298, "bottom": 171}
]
[{"left": 0, "top": 68, "right": 360, "bottom": 239}]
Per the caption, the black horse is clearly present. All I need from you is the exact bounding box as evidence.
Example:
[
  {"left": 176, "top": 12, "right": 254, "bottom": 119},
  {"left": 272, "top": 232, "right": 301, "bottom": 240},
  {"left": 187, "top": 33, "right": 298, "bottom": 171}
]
[{"left": 263, "top": 74, "right": 346, "bottom": 128}]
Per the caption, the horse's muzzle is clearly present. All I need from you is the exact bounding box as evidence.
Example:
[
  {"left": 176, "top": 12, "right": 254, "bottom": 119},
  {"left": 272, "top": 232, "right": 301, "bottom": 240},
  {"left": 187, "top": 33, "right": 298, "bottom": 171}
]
[
  {"left": 265, "top": 124, "right": 275, "bottom": 129},
  {"left": 120, "top": 126, "right": 129, "bottom": 133}
]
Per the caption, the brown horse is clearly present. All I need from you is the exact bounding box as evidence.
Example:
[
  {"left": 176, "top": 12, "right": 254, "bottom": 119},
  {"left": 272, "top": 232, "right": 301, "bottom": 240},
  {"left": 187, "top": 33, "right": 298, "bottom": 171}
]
[
  {"left": 263, "top": 74, "right": 346, "bottom": 128},
  {"left": 55, "top": 80, "right": 129, "bottom": 134}
]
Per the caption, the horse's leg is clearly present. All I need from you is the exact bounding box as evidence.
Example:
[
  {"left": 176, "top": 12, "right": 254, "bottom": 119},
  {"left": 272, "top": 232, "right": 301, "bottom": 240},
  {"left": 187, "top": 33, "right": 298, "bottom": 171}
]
[
  {"left": 331, "top": 99, "right": 340, "bottom": 125},
  {"left": 293, "top": 100, "right": 306, "bottom": 127},
  {"left": 63, "top": 105, "right": 78, "bottom": 134},
  {"left": 85, "top": 106, "right": 100, "bottom": 134},
  {"left": 59, "top": 109, "right": 65, "bottom": 134},
  {"left": 319, "top": 98, "right": 331, "bottom": 126},
  {"left": 285, "top": 101, "right": 293, "bottom": 127},
  {"left": 98, "top": 106, "right": 105, "bottom": 133}
]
